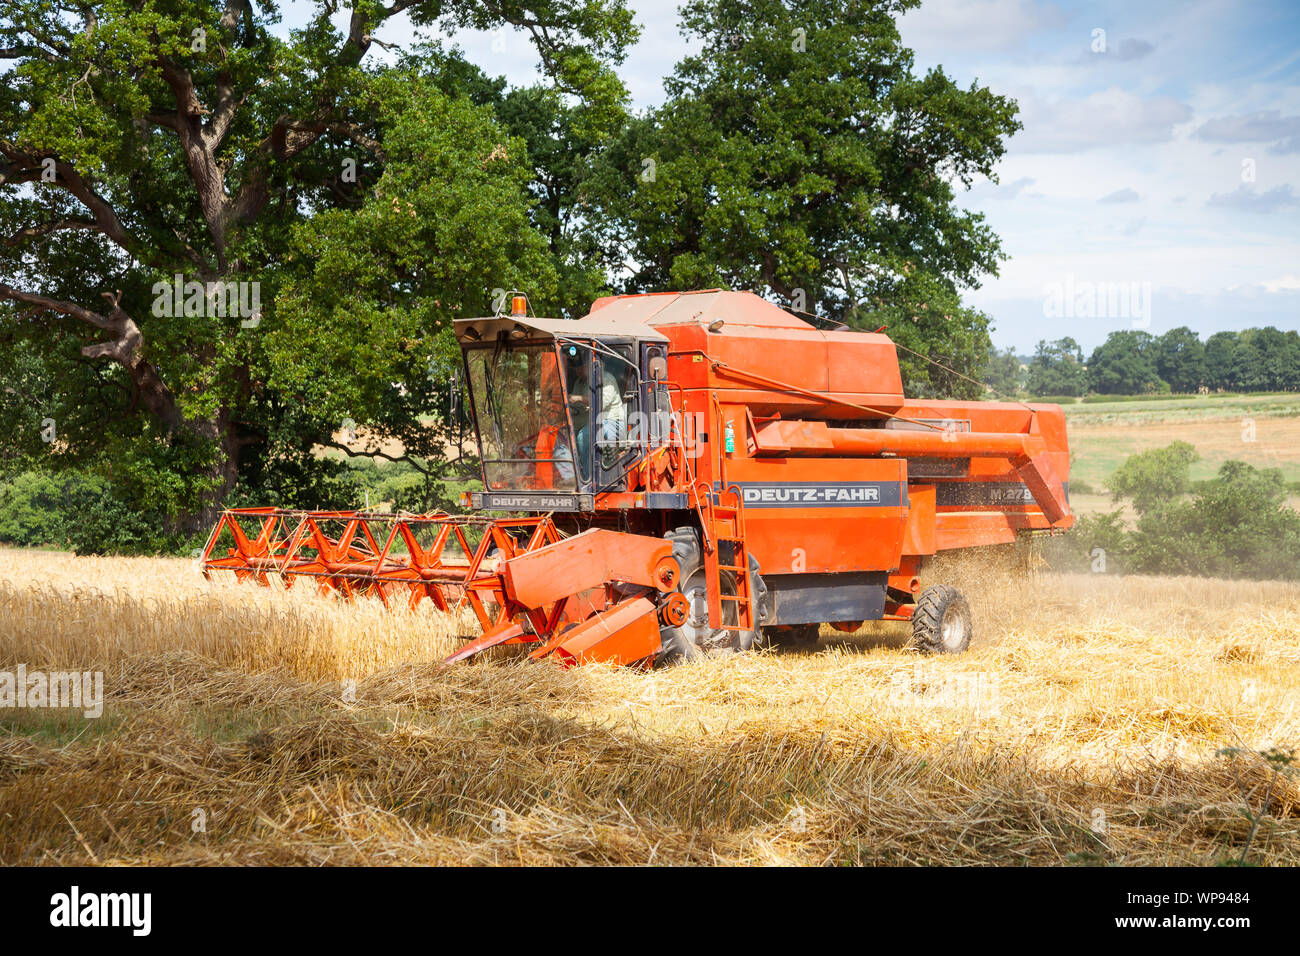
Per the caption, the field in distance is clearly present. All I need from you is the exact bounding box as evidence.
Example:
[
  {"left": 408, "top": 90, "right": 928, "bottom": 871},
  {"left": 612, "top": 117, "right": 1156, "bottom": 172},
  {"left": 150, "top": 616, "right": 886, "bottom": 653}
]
[{"left": 1060, "top": 393, "right": 1300, "bottom": 516}]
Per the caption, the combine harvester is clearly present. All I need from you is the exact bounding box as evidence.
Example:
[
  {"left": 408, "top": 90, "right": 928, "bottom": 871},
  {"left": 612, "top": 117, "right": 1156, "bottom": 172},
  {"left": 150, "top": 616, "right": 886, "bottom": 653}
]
[{"left": 202, "top": 290, "right": 1073, "bottom": 667}]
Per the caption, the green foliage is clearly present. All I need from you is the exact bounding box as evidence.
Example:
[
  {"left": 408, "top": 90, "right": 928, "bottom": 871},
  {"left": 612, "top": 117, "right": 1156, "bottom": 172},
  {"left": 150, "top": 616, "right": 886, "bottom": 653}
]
[
  {"left": 1204, "top": 331, "right": 1240, "bottom": 391},
  {"left": 0, "top": 471, "right": 76, "bottom": 548},
  {"left": 1025, "top": 326, "right": 1300, "bottom": 398},
  {"left": 1108, "top": 440, "right": 1199, "bottom": 513},
  {"left": 1027, "top": 338, "right": 1088, "bottom": 397},
  {"left": 1127, "top": 460, "right": 1300, "bottom": 579},
  {"left": 0, "top": 470, "right": 191, "bottom": 554},
  {"left": 1230, "top": 327, "right": 1300, "bottom": 392},
  {"left": 1050, "top": 444, "right": 1300, "bottom": 581},
  {"left": 61, "top": 479, "right": 195, "bottom": 555},
  {"left": 222, "top": 453, "right": 366, "bottom": 514},
  {"left": 1155, "top": 326, "right": 1207, "bottom": 393},
  {"left": 266, "top": 73, "right": 559, "bottom": 463},
  {"left": 491, "top": 83, "right": 623, "bottom": 313},
  {"left": 432, "top": 0, "right": 638, "bottom": 141},
  {"left": 1, "top": 0, "right": 636, "bottom": 539},
  {"left": 982, "top": 346, "right": 1024, "bottom": 397},
  {"left": 1086, "top": 330, "right": 1164, "bottom": 395}
]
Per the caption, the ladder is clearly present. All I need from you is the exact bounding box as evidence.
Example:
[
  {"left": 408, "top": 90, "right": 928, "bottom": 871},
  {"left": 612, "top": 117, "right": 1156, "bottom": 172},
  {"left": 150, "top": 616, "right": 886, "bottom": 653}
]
[{"left": 702, "top": 485, "right": 754, "bottom": 631}]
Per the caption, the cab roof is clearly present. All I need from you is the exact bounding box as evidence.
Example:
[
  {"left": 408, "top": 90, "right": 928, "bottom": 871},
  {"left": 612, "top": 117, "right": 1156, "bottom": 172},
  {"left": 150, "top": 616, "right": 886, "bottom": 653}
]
[
  {"left": 454, "top": 290, "right": 813, "bottom": 345},
  {"left": 588, "top": 289, "right": 815, "bottom": 329},
  {"left": 454, "top": 313, "right": 670, "bottom": 345}
]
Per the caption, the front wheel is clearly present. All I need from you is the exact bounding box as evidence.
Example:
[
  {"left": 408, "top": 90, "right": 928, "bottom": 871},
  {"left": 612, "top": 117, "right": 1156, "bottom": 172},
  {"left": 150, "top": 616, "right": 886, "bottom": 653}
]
[
  {"left": 910, "top": 585, "right": 972, "bottom": 654},
  {"left": 656, "top": 527, "right": 768, "bottom": 665}
]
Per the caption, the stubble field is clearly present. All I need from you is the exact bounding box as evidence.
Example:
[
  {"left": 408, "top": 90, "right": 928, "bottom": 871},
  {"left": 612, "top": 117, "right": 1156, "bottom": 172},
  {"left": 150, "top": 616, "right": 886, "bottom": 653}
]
[{"left": 0, "top": 546, "right": 1297, "bottom": 865}]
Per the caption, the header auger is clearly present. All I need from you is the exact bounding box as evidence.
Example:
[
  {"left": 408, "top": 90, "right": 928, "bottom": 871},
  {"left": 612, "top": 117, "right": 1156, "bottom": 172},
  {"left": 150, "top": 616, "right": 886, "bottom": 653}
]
[{"left": 202, "top": 289, "right": 1074, "bottom": 667}]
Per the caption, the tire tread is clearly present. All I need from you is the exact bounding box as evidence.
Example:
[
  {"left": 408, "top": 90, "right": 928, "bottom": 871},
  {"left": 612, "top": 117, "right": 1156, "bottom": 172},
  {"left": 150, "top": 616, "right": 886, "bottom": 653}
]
[{"left": 911, "top": 584, "right": 971, "bottom": 654}]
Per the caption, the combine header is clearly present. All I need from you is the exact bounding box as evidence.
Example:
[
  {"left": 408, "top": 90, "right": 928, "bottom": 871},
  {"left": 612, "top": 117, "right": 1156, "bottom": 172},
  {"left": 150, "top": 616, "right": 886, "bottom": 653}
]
[{"left": 203, "top": 290, "right": 1073, "bottom": 667}]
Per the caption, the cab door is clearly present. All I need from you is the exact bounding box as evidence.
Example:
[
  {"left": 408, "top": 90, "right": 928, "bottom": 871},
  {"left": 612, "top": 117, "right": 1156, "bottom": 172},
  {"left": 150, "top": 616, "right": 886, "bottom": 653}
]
[
  {"left": 593, "top": 344, "right": 640, "bottom": 491},
  {"left": 640, "top": 343, "right": 672, "bottom": 450}
]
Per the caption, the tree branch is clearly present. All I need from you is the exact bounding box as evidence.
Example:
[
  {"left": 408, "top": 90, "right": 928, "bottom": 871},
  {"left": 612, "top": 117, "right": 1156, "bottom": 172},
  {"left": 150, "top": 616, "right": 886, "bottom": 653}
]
[
  {"left": 0, "top": 44, "right": 57, "bottom": 61},
  {"left": 207, "top": 0, "right": 253, "bottom": 150},
  {"left": 144, "top": 112, "right": 181, "bottom": 131},
  {"left": 0, "top": 283, "right": 183, "bottom": 431},
  {"left": 318, "top": 439, "right": 433, "bottom": 476},
  {"left": 3, "top": 219, "right": 100, "bottom": 246},
  {"left": 0, "top": 140, "right": 137, "bottom": 253},
  {"left": 226, "top": 116, "right": 385, "bottom": 229},
  {"left": 154, "top": 56, "right": 234, "bottom": 262}
]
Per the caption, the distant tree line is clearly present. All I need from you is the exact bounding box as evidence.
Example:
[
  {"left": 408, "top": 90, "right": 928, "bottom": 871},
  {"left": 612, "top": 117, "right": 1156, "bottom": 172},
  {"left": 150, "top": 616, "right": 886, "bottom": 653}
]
[{"left": 983, "top": 326, "right": 1300, "bottom": 398}]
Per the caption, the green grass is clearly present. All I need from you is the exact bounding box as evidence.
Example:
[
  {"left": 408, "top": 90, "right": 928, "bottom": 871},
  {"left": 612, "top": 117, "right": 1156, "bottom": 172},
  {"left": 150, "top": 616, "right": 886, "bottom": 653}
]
[
  {"left": 1068, "top": 442, "right": 1129, "bottom": 498},
  {"left": 0, "top": 710, "right": 122, "bottom": 746},
  {"left": 1079, "top": 392, "right": 1179, "bottom": 404},
  {"left": 1069, "top": 437, "right": 1300, "bottom": 490},
  {"left": 1062, "top": 392, "right": 1300, "bottom": 424},
  {"left": 185, "top": 704, "right": 309, "bottom": 744}
]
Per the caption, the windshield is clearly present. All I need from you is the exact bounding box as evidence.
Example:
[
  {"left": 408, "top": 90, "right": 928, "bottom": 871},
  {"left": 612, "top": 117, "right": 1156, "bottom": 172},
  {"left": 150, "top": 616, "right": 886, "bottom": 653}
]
[{"left": 466, "top": 341, "right": 578, "bottom": 491}]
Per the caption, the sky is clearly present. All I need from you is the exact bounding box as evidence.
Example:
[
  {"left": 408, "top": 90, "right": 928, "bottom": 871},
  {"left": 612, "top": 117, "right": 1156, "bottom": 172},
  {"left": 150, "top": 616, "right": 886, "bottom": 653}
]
[{"left": 281, "top": 0, "right": 1300, "bottom": 353}]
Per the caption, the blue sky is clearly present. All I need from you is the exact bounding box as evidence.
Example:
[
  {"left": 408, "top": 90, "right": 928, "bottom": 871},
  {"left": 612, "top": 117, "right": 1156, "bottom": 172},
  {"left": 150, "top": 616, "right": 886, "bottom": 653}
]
[
  {"left": 281, "top": 0, "right": 1300, "bottom": 353},
  {"left": 892, "top": 0, "right": 1300, "bottom": 352}
]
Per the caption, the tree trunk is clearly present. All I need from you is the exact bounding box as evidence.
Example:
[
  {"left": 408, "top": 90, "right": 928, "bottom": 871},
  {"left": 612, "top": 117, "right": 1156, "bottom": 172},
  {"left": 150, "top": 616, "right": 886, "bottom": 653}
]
[{"left": 192, "top": 409, "right": 241, "bottom": 533}]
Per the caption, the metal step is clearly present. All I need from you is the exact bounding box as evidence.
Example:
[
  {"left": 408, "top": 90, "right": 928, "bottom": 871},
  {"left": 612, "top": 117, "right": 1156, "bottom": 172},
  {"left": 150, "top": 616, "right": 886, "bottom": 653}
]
[{"left": 704, "top": 486, "right": 753, "bottom": 630}]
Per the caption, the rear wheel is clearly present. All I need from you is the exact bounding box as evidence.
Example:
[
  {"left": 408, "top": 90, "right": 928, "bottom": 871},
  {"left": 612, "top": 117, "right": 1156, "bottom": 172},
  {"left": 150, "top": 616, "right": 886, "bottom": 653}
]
[
  {"left": 910, "top": 585, "right": 972, "bottom": 654},
  {"left": 656, "top": 527, "right": 767, "bottom": 665}
]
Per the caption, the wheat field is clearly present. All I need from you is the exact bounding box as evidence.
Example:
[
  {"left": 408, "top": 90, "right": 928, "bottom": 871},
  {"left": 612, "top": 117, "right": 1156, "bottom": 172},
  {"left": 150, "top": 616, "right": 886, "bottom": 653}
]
[{"left": 0, "top": 545, "right": 1297, "bottom": 865}]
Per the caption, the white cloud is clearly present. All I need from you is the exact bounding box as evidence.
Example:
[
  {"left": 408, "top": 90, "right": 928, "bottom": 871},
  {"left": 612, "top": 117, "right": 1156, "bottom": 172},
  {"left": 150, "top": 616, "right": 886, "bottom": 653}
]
[
  {"left": 1098, "top": 188, "right": 1140, "bottom": 203},
  {"left": 1194, "top": 110, "right": 1300, "bottom": 144},
  {"left": 1207, "top": 184, "right": 1299, "bottom": 213},
  {"left": 1112, "top": 37, "right": 1155, "bottom": 61},
  {"left": 968, "top": 175, "right": 1037, "bottom": 200},
  {"left": 898, "top": 0, "right": 1065, "bottom": 52},
  {"left": 1011, "top": 87, "right": 1193, "bottom": 153}
]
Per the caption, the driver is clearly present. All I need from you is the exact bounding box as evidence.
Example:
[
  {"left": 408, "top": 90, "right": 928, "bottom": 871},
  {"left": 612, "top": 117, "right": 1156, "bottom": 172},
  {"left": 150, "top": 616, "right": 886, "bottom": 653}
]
[
  {"left": 595, "top": 362, "right": 628, "bottom": 467},
  {"left": 569, "top": 357, "right": 627, "bottom": 469}
]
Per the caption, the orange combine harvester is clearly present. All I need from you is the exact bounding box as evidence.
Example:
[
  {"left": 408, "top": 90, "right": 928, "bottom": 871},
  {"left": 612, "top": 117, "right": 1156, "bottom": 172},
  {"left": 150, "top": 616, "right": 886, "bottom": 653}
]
[{"left": 202, "top": 290, "right": 1073, "bottom": 667}]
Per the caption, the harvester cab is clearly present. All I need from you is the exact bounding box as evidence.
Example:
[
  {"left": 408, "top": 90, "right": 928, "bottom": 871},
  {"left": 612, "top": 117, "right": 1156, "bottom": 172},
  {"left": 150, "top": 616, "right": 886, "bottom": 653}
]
[
  {"left": 203, "top": 289, "right": 1075, "bottom": 670},
  {"left": 456, "top": 297, "right": 669, "bottom": 508}
]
